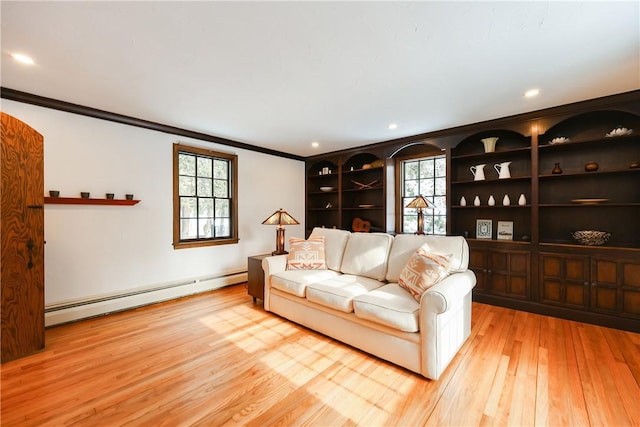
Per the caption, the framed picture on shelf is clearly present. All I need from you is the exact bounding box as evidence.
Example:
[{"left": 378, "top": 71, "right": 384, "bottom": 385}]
[
  {"left": 476, "top": 219, "right": 492, "bottom": 239},
  {"left": 497, "top": 221, "right": 514, "bottom": 240}
]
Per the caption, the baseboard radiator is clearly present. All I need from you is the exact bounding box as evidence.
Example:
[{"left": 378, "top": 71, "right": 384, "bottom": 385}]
[{"left": 44, "top": 271, "right": 248, "bottom": 327}]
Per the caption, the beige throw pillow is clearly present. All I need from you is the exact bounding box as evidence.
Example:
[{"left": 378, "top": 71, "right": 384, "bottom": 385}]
[
  {"left": 286, "top": 237, "right": 327, "bottom": 270},
  {"left": 398, "top": 244, "right": 451, "bottom": 301}
]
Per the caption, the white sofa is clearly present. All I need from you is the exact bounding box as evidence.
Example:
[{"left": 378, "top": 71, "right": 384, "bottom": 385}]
[{"left": 262, "top": 227, "right": 476, "bottom": 380}]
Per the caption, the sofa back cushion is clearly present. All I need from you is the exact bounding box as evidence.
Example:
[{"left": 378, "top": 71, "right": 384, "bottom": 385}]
[
  {"left": 309, "top": 227, "right": 351, "bottom": 271},
  {"left": 423, "top": 235, "right": 469, "bottom": 272},
  {"left": 386, "top": 234, "right": 469, "bottom": 282},
  {"left": 340, "top": 232, "right": 393, "bottom": 281}
]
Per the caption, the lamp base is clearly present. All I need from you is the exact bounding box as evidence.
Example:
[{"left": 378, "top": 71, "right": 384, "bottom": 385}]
[
  {"left": 273, "top": 227, "right": 288, "bottom": 256},
  {"left": 415, "top": 209, "right": 425, "bottom": 235}
]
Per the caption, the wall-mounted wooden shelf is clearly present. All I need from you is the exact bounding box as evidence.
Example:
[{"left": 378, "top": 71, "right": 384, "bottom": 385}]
[{"left": 44, "top": 197, "right": 140, "bottom": 206}]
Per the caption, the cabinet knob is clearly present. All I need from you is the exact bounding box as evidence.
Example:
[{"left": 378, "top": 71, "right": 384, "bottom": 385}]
[{"left": 583, "top": 282, "right": 589, "bottom": 286}]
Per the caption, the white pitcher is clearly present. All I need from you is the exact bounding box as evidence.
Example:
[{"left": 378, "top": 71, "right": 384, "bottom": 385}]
[
  {"left": 494, "top": 161, "right": 512, "bottom": 179},
  {"left": 470, "top": 164, "right": 486, "bottom": 181}
]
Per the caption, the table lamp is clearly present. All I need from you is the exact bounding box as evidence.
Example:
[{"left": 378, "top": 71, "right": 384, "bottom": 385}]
[
  {"left": 406, "top": 195, "right": 432, "bottom": 235},
  {"left": 261, "top": 208, "right": 300, "bottom": 255}
]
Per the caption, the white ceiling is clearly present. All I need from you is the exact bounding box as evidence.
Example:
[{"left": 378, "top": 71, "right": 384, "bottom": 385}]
[{"left": 1, "top": 1, "right": 639, "bottom": 158}]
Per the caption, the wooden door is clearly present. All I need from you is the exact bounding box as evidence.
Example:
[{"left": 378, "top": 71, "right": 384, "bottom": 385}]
[
  {"left": 1, "top": 112, "right": 45, "bottom": 362},
  {"left": 468, "top": 248, "right": 487, "bottom": 292},
  {"left": 487, "top": 249, "right": 530, "bottom": 299},
  {"left": 591, "top": 257, "right": 640, "bottom": 319},
  {"left": 539, "top": 253, "right": 589, "bottom": 309}
]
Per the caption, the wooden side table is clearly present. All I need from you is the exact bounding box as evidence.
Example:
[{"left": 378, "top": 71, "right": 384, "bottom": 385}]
[{"left": 247, "top": 254, "right": 271, "bottom": 302}]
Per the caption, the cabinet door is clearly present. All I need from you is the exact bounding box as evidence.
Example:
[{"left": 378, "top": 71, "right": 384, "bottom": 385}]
[
  {"left": 540, "top": 253, "right": 589, "bottom": 309},
  {"left": 591, "top": 257, "right": 640, "bottom": 319},
  {"left": 486, "top": 249, "right": 530, "bottom": 299},
  {"left": 468, "top": 248, "right": 487, "bottom": 293}
]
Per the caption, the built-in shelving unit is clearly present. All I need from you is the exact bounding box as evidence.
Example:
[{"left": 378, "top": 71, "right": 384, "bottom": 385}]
[
  {"left": 305, "top": 92, "right": 640, "bottom": 332},
  {"left": 305, "top": 158, "right": 340, "bottom": 235},
  {"left": 305, "top": 150, "right": 386, "bottom": 236},
  {"left": 450, "top": 129, "right": 533, "bottom": 241},
  {"left": 537, "top": 111, "right": 640, "bottom": 249}
]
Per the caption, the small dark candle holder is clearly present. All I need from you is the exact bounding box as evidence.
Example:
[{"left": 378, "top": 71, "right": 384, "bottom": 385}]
[
  {"left": 49, "top": 190, "right": 60, "bottom": 197},
  {"left": 125, "top": 194, "right": 134, "bottom": 200},
  {"left": 80, "top": 192, "right": 90, "bottom": 199},
  {"left": 106, "top": 193, "right": 115, "bottom": 200}
]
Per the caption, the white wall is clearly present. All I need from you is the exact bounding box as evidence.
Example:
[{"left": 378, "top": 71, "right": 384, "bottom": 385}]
[{"left": 1, "top": 100, "right": 305, "bottom": 313}]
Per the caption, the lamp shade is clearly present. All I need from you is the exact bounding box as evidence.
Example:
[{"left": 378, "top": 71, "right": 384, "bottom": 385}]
[
  {"left": 261, "top": 209, "right": 300, "bottom": 226},
  {"left": 406, "top": 195, "right": 431, "bottom": 209}
]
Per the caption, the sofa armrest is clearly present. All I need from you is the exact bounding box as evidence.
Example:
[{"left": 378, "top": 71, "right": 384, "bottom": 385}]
[
  {"left": 419, "top": 269, "right": 476, "bottom": 379},
  {"left": 261, "top": 255, "right": 287, "bottom": 311},
  {"left": 421, "top": 270, "right": 476, "bottom": 314}
]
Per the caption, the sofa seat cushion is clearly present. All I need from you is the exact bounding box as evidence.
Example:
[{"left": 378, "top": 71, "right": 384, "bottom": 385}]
[
  {"left": 353, "top": 283, "right": 420, "bottom": 332},
  {"left": 271, "top": 269, "right": 341, "bottom": 297},
  {"left": 306, "top": 275, "right": 385, "bottom": 313}
]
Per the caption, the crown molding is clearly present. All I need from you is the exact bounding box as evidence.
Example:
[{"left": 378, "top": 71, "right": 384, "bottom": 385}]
[{"left": 1, "top": 87, "right": 304, "bottom": 162}]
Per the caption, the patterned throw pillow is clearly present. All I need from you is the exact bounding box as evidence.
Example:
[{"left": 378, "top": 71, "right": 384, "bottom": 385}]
[
  {"left": 286, "top": 237, "right": 327, "bottom": 270},
  {"left": 398, "top": 244, "right": 451, "bottom": 301}
]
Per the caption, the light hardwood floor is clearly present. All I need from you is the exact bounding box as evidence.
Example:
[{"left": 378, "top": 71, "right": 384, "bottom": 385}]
[{"left": 2, "top": 284, "right": 639, "bottom": 426}]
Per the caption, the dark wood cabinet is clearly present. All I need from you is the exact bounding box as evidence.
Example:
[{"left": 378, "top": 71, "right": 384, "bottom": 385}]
[
  {"left": 469, "top": 242, "right": 531, "bottom": 300},
  {"left": 247, "top": 254, "right": 270, "bottom": 302},
  {"left": 540, "top": 251, "right": 640, "bottom": 320}
]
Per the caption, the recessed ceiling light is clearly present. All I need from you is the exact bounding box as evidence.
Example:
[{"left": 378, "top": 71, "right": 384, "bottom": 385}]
[
  {"left": 11, "top": 53, "right": 35, "bottom": 65},
  {"left": 311, "top": 141, "right": 319, "bottom": 148},
  {"left": 524, "top": 88, "right": 540, "bottom": 98},
  {"left": 388, "top": 123, "right": 398, "bottom": 130}
]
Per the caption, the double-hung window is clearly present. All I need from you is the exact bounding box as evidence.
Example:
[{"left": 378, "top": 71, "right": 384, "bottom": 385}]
[
  {"left": 400, "top": 154, "right": 447, "bottom": 235},
  {"left": 173, "top": 144, "right": 238, "bottom": 248}
]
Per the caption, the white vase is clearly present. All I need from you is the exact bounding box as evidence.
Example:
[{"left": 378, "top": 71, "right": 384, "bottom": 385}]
[
  {"left": 474, "top": 196, "right": 480, "bottom": 206},
  {"left": 481, "top": 137, "right": 499, "bottom": 153},
  {"left": 503, "top": 194, "right": 510, "bottom": 206},
  {"left": 488, "top": 195, "right": 495, "bottom": 206},
  {"left": 460, "top": 196, "right": 466, "bottom": 206},
  {"left": 518, "top": 193, "right": 527, "bottom": 205}
]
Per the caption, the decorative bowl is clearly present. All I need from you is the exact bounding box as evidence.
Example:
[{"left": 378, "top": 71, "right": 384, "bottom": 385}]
[
  {"left": 606, "top": 127, "right": 633, "bottom": 137},
  {"left": 571, "top": 230, "right": 611, "bottom": 246},
  {"left": 319, "top": 186, "right": 334, "bottom": 192}
]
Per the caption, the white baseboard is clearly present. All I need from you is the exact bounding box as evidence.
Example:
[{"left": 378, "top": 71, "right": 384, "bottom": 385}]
[{"left": 44, "top": 271, "right": 248, "bottom": 327}]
